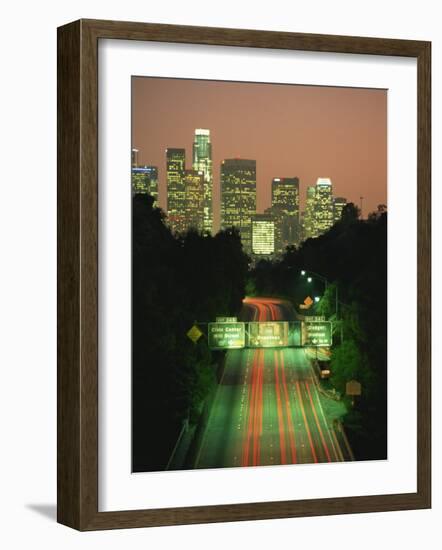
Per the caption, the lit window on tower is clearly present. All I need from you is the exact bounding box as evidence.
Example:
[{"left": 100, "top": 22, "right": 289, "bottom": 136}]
[{"left": 252, "top": 214, "right": 275, "bottom": 256}]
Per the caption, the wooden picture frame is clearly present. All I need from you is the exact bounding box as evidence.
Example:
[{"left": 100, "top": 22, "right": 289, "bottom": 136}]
[{"left": 57, "top": 19, "right": 431, "bottom": 531}]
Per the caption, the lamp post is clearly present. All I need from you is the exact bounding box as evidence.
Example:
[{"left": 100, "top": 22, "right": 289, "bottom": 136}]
[{"left": 301, "top": 269, "right": 338, "bottom": 318}]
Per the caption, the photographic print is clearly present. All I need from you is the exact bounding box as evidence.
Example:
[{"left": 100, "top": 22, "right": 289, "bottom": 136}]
[{"left": 131, "top": 76, "right": 387, "bottom": 473}]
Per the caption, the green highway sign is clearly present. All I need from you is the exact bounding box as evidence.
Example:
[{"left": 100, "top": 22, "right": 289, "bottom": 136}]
[
  {"left": 302, "top": 321, "right": 332, "bottom": 347},
  {"left": 248, "top": 321, "right": 289, "bottom": 348},
  {"left": 216, "top": 316, "right": 237, "bottom": 323},
  {"left": 307, "top": 315, "right": 326, "bottom": 322},
  {"left": 288, "top": 321, "right": 302, "bottom": 347},
  {"left": 208, "top": 322, "right": 245, "bottom": 350}
]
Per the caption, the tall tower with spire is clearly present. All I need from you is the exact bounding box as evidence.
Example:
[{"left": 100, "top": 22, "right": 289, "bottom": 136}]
[{"left": 192, "top": 129, "right": 213, "bottom": 234}]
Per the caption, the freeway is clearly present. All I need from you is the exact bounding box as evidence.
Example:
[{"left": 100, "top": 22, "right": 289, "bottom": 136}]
[{"left": 194, "top": 297, "right": 351, "bottom": 469}]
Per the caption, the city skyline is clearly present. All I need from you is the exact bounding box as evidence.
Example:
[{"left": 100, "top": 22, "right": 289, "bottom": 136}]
[
  {"left": 131, "top": 77, "right": 388, "bottom": 474},
  {"left": 133, "top": 144, "right": 353, "bottom": 255},
  {"left": 132, "top": 77, "right": 387, "bottom": 231}
]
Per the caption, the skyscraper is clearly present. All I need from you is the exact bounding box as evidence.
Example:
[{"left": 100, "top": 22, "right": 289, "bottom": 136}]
[
  {"left": 131, "top": 165, "right": 159, "bottom": 205},
  {"left": 166, "top": 148, "right": 186, "bottom": 233},
  {"left": 264, "top": 206, "right": 283, "bottom": 254},
  {"left": 220, "top": 158, "right": 257, "bottom": 253},
  {"left": 313, "top": 177, "right": 334, "bottom": 235},
  {"left": 333, "top": 196, "right": 347, "bottom": 224},
  {"left": 251, "top": 214, "right": 275, "bottom": 256},
  {"left": 192, "top": 129, "right": 213, "bottom": 234},
  {"left": 271, "top": 177, "right": 300, "bottom": 249},
  {"left": 184, "top": 170, "right": 205, "bottom": 231},
  {"left": 303, "top": 185, "right": 317, "bottom": 240},
  {"left": 131, "top": 148, "right": 139, "bottom": 168}
]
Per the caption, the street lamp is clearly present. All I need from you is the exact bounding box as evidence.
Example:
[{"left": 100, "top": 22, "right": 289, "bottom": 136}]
[
  {"left": 300, "top": 269, "right": 338, "bottom": 318},
  {"left": 301, "top": 269, "right": 327, "bottom": 287}
]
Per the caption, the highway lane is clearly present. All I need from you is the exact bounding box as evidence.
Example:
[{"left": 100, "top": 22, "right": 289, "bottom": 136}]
[{"left": 194, "top": 297, "right": 349, "bottom": 469}]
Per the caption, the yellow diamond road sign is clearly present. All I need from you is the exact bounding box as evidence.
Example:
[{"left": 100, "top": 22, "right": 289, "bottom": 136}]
[
  {"left": 304, "top": 296, "right": 314, "bottom": 307},
  {"left": 187, "top": 325, "right": 203, "bottom": 343}
]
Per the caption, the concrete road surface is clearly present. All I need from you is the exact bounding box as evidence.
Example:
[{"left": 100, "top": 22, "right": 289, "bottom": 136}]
[{"left": 194, "top": 297, "right": 352, "bottom": 469}]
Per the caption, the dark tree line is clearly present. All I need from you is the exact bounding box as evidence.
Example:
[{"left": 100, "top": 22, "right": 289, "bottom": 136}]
[
  {"left": 132, "top": 195, "right": 248, "bottom": 471},
  {"left": 250, "top": 204, "right": 387, "bottom": 460}
]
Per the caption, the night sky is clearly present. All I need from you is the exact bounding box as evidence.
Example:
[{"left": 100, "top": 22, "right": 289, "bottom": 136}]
[{"left": 132, "top": 77, "right": 387, "bottom": 231}]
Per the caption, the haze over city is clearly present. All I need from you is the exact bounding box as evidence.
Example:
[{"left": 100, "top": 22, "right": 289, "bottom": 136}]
[{"left": 132, "top": 76, "right": 387, "bottom": 232}]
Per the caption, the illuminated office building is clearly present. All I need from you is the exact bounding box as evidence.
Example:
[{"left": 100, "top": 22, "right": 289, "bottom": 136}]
[
  {"left": 166, "top": 148, "right": 186, "bottom": 233},
  {"left": 252, "top": 214, "right": 275, "bottom": 256},
  {"left": 303, "top": 185, "right": 317, "bottom": 240},
  {"left": 333, "top": 196, "right": 347, "bottom": 224},
  {"left": 131, "top": 165, "right": 159, "bottom": 205},
  {"left": 220, "top": 158, "right": 257, "bottom": 253},
  {"left": 131, "top": 148, "right": 139, "bottom": 167},
  {"left": 313, "top": 177, "right": 334, "bottom": 235},
  {"left": 192, "top": 129, "right": 213, "bottom": 234},
  {"left": 271, "top": 177, "right": 300, "bottom": 249},
  {"left": 264, "top": 207, "right": 283, "bottom": 255},
  {"left": 300, "top": 211, "right": 306, "bottom": 240},
  {"left": 184, "top": 170, "right": 205, "bottom": 231}
]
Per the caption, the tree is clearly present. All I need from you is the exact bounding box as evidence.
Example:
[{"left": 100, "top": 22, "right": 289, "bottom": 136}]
[
  {"left": 315, "top": 284, "right": 338, "bottom": 319},
  {"left": 331, "top": 340, "right": 362, "bottom": 393},
  {"left": 132, "top": 194, "right": 249, "bottom": 471},
  {"left": 340, "top": 202, "right": 360, "bottom": 225}
]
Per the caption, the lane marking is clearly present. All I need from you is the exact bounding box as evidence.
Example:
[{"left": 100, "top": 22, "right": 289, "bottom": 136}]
[
  {"left": 253, "top": 349, "right": 264, "bottom": 465},
  {"left": 242, "top": 350, "right": 256, "bottom": 466},
  {"left": 243, "top": 348, "right": 260, "bottom": 466},
  {"left": 279, "top": 350, "right": 297, "bottom": 464},
  {"left": 331, "top": 427, "right": 345, "bottom": 461},
  {"left": 295, "top": 380, "right": 318, "bottom": 463},
  {"left": 305, "top": 381, "right": 331, "bottom": 462},
  {"left": 274, "top": 351, "right": 287, "bottom": 465},
  {"left": 310, "top": 380, "right": 342, "bottom": 462},
  {"left": 287, "top": 348, "right": 307, "bottom": 463},
  {"left": 303, "top": 343, "right": 345, "bottom": 463}
]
